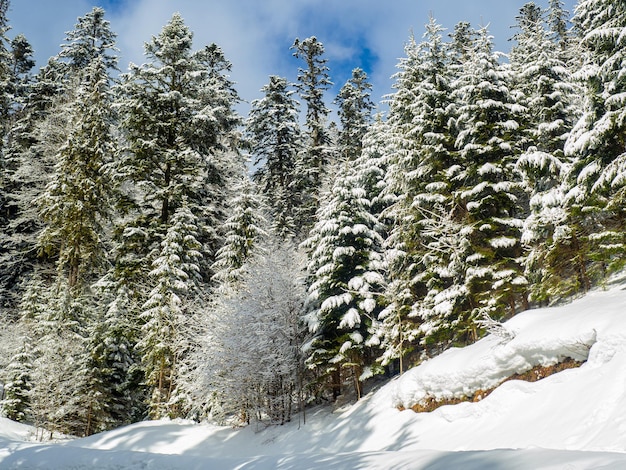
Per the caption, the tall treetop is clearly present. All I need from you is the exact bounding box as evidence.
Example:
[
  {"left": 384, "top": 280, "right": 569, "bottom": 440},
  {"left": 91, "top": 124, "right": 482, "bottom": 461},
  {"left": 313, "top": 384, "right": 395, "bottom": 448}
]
[{"left": 60, "top": 6, "right": 118, "bottom": 72}]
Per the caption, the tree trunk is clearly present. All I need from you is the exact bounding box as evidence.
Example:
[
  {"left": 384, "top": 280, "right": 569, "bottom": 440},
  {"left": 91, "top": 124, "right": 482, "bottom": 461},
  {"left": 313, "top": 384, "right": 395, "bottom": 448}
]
[{"left": 331, "top": 368, "right": 341, "bottom": 399}]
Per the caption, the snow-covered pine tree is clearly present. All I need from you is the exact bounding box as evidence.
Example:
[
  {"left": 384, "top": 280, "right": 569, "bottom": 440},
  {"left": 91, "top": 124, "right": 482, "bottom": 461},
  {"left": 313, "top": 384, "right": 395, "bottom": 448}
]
[
  {"left": 112, "top": 19, "right": 243, "bottom": 419},
  {"left": 0, "top": 0, "right": 14, "bottom": 142},
  {"left": 3, "top": 7, "right": 123, "bottom": 436},
  {"left": 58, "top": 6, "right": 118, "bottom": 74},
  {"left": 113, "top": 13, "right": 243, "bottom": 293},
  {"left": 89, "top": 280, "right": 145, "bottom": 428},
  {"left": 378, "top": 32, "right": 426, "bottom": 366},
  {"left": 302, "top": 159, "right": 386, "bottom": 399},
  {"left": 291, "top": 36, "right": 334, "bottom": 234},
  {"left": 1, "top": 7, "right": 117, "bottom": 314},
  {"left": 0, "top": 31, "right": 36, "bottom": 313},
  {"left": 246, "top": 75, "right": 301, "bottom": 238},
  {"left": 510, "top": 3, "right": 578, "bottom": 305},
  {"left": 450, "top": 26, "right": 527, "bottom": 340},
  {"left": 212, "top": 175, "right": 268, "bottom": 288},
  {"left": 192, "top": 42, "right": 244, "bottom": 257},
  {"left": 1, "top": 340, "right": 33, "bottom": 422},
  {"left": 382, "top": 18, "right": 468, "bottom": 358},
  {"left": 138, "top": 200, "right": 203, "bottom": 419},
  {"left": 8, "top": 34, "right": 35, "bottom": 100},
  {"left": 70, "top": 321, "right": 114, "bottom": 436},
  {"left": 547, "top": 0, "right": 573, "bottom": 53},
  {"left": 340, "top": 116, "right": 417, "bottom": 373},
  {"left": 334, "top": 67, "right": 374, "bottom": 162},
  {"left": 559, "top": 0, "right": 626, "bottom": 293},
  {"left": 36, "top": 55, "right": 115, "bottom": 291},
  {"left": 448, "top": 21, "right": 477, "bottom": 67},
  {"left": 0, "top": 59, "right": 69, "bottom": 298},
  {"left": 22, "top": 277, "right": 92, "bottom": 436}
]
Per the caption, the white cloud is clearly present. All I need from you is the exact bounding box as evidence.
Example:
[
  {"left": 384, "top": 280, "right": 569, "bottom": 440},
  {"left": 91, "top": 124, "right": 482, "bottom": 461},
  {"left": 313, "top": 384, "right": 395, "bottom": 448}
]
[{"left": 9, "top": 0, "right": 577, "bottom": 115}]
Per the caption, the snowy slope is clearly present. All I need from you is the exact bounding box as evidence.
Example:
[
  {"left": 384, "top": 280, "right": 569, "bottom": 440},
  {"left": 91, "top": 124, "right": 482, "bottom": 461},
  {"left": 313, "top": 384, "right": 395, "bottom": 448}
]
[{"left": 3, "top": 285, "right": 626, "bottom": 469}]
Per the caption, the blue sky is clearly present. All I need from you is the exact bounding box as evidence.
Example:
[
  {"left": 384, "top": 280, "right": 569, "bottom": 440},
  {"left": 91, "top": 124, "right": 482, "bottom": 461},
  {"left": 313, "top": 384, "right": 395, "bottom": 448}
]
[{"left": 8, "top": 0, "right": 577, "bottom": 115}]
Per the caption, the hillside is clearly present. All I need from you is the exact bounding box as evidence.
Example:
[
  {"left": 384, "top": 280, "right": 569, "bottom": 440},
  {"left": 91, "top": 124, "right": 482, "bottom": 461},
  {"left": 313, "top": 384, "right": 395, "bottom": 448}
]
[{"left": 3, "top": 284, "right": 626, "bottom": 469}]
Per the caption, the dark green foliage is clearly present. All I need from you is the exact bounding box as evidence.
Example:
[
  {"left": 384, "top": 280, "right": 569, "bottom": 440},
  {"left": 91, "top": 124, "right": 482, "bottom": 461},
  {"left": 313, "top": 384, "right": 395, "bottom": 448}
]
[
  {"left": 335, "top": 68, "right": 374, "bottom": 162},
  {"left": 37, "top": 57, "right": 115, "bottom": 289},
  {"left": 2, "top": 343, "right": 33, "bottom": 422},
  {"left": 303, "top": 161, "right": 386, "bottom": 398},
  {"left": 555, "top": 0, "right": 626, "bottom": 298},
  {"left": 291, "top": 36, "right": 334, "bottom": 234},
  {"left": 247, "top": 75, "right": 301, "bottom": 238},
  {"left": 114, "top": 14, "right": 243, "bottom": 287},
  {"left": 212, "top": 176, "right": 268, "bottom": 286}
]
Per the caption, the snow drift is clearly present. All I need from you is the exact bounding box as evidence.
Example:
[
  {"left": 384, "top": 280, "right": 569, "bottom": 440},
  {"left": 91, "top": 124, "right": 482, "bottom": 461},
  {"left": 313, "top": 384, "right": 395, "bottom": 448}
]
[{"left": 3, "top": 285, "right": 626, "bottom": 469}]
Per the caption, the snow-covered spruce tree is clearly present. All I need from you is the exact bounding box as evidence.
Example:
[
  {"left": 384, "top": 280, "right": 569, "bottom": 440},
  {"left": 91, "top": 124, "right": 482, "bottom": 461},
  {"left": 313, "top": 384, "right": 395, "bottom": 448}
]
[
  {"left": 138, "top": 200, "right": 203, "bottom": 419},
  {"left": 1, "top": 340, "right": 34, "bottom": 422},
  {"left": 0, "top": 0, "right": 14, "bottom": 142},
  {"left": 302, "top": 159, "right": 386, "bottom": 400},
  {"left": 510, "top": 3, "right": 578, "bottom": 305},
  {"left": 113, "top": 13, "right": 243, "bottom": 292},
  {"left": 557, "top": 0, "right": 626, "bottom": 295},
  {"left": 448, "top": 21, "right": 477, "bottom": 68},
  {"left": 0, "top": 59, "right": 70, "bottom": 306},
  {"left": 0, "top": 5, "right": 38, "bottom": 313},
  {"left": 96, "top": 282, "right": 145, "bottom": 425},
  {"left": 334, "top": 67, "right": 374, "bottom": 162},
  {"left": 382, "top": 18, "right": 469, "bottom": 359},
  {"left": 36, "top": 56, "right": 115, "bottom": 290},
  {"left": 112, "top": 16, "right": 242, "bottom": 418},
  {"left": 212, "top": 175, "right": 268, "bottom": 288},
  {"left": 8, "top": 34, "right": 35, "bottom": 101},
  {"left": 15, "top": 7, "right": 121, "bottom": 436},
  {"left": 246, "top": 75, "right": 301, "bottom": 238},
  {"left": 291, "top": 36, "right": 334, "bottom": 235},
  {"left": 58, "top": 6, "right": 118, "bottom": 74},
  {"left": 0, "top": 32, "right": 37, "bottom": 313},
  {"left": 449, "top": 26, "right": 527, "bottom": 341},
  {"left": 200, "top": 241, "right": 305, "bottom": 426},
  {"left": 547, "top": 0, "right": 574, "bottom": 54},
  {"left": 340, "top": 116, "right": 413, "bottom": 373},
  {"left": 378, "top": 32, "right": 426, "bottom": 367},
  {"left": 1, "top": 7, "right": 117, "bottom": 315},
  {"left": 29, "top": 56, "right": 116, "bottom": 434},
  {"left": 22, "top": 279, "right": 93, "bottom": 437},
  {"left": 0, "top": 282, "right": 35, "bottom": 416}
]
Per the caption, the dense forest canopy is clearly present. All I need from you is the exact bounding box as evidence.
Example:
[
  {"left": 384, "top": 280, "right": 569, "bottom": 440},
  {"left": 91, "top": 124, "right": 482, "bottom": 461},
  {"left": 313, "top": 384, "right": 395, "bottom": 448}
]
[{"left": 1, "top": 0, "right": 625, "bottom": 437}]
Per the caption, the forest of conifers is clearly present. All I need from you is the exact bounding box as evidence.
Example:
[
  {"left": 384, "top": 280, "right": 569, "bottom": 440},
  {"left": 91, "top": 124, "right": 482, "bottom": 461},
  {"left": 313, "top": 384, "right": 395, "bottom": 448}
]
[{"left": 0, "top": 0, "right": 624, "bottom": 438}]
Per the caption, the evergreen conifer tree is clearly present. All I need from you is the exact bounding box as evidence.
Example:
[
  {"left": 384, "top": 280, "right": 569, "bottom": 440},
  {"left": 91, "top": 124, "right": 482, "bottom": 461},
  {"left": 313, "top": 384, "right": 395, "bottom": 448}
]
[
  {"left": 547, "top": 0, "right": 573, "bottom": 51},
  {"left": 246, "top": 75, "right": 301, "bottom": 238},
  {"left": 138, "top": 200, "right": 203, "bottom": 419},
  {"left": 36, "top": 56, "right": 115, "bottom": 290},
  {"left": 113, "top": 14, "right": 242, "bottom": 291},
  {"left": 449, "top": 26, "right": 527, "bottom": 340},
  {"left": 560, "top": 0, "right": 626, "bottom": 292},
  {"left": 334, "top": 68, "right": 374, "bottom": 162},
  {"left": 382, "top": 18, "right": 467, "bottom": 356},
  {"left": 1, "top": 341, "right": 33, "bottom": 422},
  {"left": 510, "top": 2, "right": 578, "bottom": 304},
  {"left": 291, "top": 36, "right": 333, "bottom": 233},
  {"left": 58, "top": 6, "right": 118, "bottom": 76},
  {"left": 302, "top": 160, "right": 385, "bottom": 399},
  {"left": 212, "top": 176, "right": 268, "bottom": 287},
  {"left": 0, "top": 0, "right": 14, "bottom": 142},
  {"left": 0, "top": 33, "right": 36, "bottom": 312}
]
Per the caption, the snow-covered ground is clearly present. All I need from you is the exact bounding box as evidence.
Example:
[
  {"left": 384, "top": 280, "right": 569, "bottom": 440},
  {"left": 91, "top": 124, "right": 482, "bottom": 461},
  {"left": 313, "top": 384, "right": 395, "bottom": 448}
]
[{"left": 3, "top": 285, "right": 626, "bottom": 469}]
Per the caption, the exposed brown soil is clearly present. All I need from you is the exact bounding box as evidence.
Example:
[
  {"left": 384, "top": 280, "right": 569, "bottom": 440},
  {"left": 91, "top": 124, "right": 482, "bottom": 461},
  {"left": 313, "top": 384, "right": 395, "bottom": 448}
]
[{"left": 400, "top": 357, "right": 584, "bottom": 413}]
